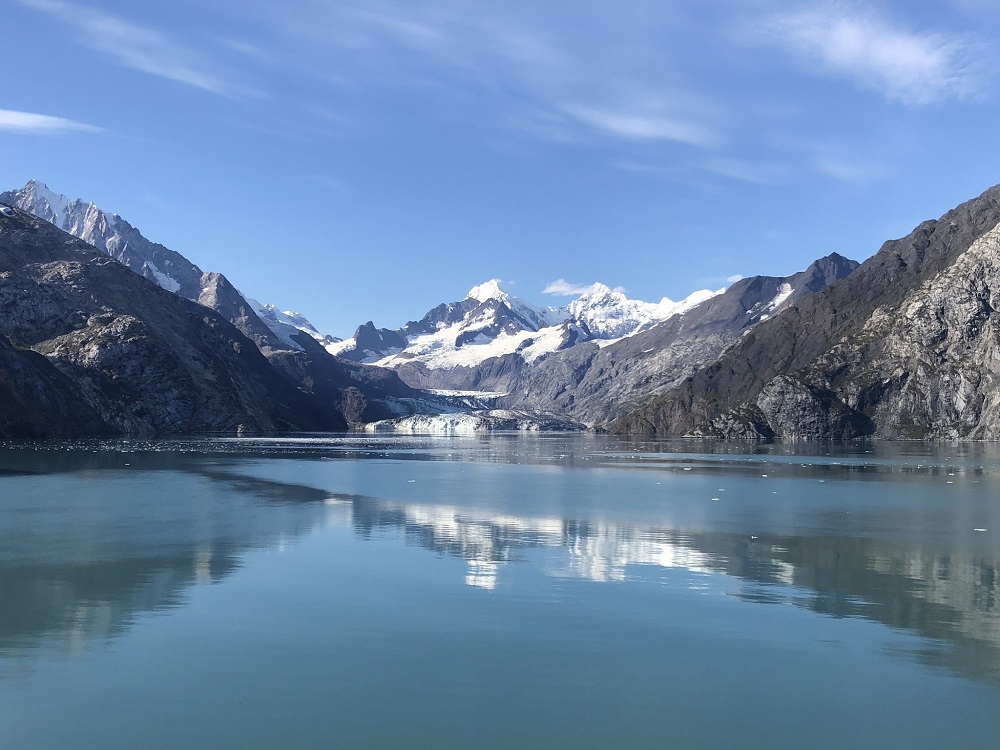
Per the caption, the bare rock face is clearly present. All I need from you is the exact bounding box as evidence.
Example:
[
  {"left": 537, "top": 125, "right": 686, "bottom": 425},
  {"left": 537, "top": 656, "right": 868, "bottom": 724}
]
[
  {"left": 2, "top": 181, "right": 426, "bottom": 432},
  {"left": 786, "top": 221, "right": 1000, "bottom": 439},
  {"left": 491, "top": 253, "right": 859, "bottom": 425},
  {"left": 614, "top": 183, "right": 1000, "bottom": 438},
  {"left": 0, "top": 335, "right": 109, "bottom": 438},
  {"left": 0, "top": 207, "right": 342, "bottom": 437}
]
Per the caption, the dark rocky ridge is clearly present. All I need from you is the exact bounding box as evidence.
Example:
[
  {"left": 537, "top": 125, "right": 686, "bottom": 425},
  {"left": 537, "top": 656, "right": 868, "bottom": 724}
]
[
  {"left": 0, "top": 180, "right": 288, "bottom": 354},
  {"left": 389, "top": 254, "right": 858, "bottom": 425},
  {"left": 0, "top": 335, "right": 110, "bottom": 438},
  {"left": 614, "top": 183, "right": 1000, "bottom": 438},
  {"left": 2, "top": 181, "right": 426, "bottom": 429},
  {"left": 0, "top": 206, "right": 345, "bottom": 436}
]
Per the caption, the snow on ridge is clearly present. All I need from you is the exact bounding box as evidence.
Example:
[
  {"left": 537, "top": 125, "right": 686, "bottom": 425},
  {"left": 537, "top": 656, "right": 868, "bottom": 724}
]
[
  {"left": 247, "top": 297, "right": 340, "bottom": 352},
  {"left": 766, "top": 282, "right": 793, "bottom": 312},
  {"left": 467, "top": 278, "right": 507, "bottom": 303},
  {"left": 755, "top": 283, "right": 794, "bottom": 322},
  {"left": 338, "top": 277, "right": 727, "bottom": 371},
  {"left": 145, "top": 261, "right": 181, "bottom": 293},
  {"left": 23, "top": 180, "right": 73, "bottom": 229},
  {"left": 569, "top": 283, "right": 724, "bottom": 339},
  {"left": 325, "top": 338, "right": 358, "bottom": 357}
]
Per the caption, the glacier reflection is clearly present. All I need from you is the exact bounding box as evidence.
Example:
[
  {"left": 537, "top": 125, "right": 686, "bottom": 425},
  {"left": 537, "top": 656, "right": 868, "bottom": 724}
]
[
  {"left": 1, "top": 441, "right": 999, "bottom": 685},
  {"left": 337, "top": 489, "right": 1000, "bottom": 679}
]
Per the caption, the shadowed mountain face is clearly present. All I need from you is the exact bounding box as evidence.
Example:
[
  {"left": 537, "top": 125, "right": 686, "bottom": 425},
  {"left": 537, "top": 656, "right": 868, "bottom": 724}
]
[
  {"left": 0, "top": 207, "right": 345, "bottom": 436},
  {"left": 491, "top": 253, "right": 860, "bottom": 425},
  {"left": 614, "top": 183, "right": 1000, "bottom": 438},
  {"left": 0, "top": 335, "right": 109, "bottom": 439},
  {"left": 1, "top": 181, "right": 424, "bottom": 431}
]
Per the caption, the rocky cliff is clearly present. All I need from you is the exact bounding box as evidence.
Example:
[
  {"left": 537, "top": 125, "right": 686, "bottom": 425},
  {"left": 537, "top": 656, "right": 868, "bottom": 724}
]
[
  {"left": 385, "top": 254, "right": 856, "bottom": 425},
  {"left": 0, "top": 206, "right": 344, "bottom": 436},
  {"left": 614, "top": 184, "right": 1000, "bottom": 438}
]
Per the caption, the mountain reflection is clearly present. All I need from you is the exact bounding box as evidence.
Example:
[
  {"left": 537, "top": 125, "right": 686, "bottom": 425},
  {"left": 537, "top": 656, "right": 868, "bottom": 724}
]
[
  {"left": 346, "top": 493, "right": 1000, "bottom": 680},
  {"left": 0, "top": 450, "right": 998, "bottom": 685},
  {"left": 0, "top": 465, "right": 335, "bottom": 654}
]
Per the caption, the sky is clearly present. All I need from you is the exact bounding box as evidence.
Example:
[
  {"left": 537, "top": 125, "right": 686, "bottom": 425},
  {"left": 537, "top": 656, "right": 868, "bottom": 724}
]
[{"left": 3, "top": 0, "right": 1000, "bottom": 337}]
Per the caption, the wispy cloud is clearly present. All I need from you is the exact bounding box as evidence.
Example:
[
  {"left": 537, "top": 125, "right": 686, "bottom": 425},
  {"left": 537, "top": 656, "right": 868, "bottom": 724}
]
[
  {"left": 0, "top": 109, "right": 101, "bottom": 135},
  {"left": 543, "top": 279, "right": 623, "bottom": 296},
  {"left": 16, "top": 0, "right": 248, "bottom": 96},
  {"left": 227, "top": 1, "right": 724, "bottom": 150},
  {"left": 561, "top": 104, "right": 719, "bottom": 148},
  {"left": 726, "top": 274, "right": 744, "bottom": 283},
  {"left": 699, "top": 156, "right": 793, "bottom": 185},
  {"left": 763, "top": 3, "right": 983, "bottom": 104},
  {"left": 814, "top": 155, "right": 887, "bottom": 183}
]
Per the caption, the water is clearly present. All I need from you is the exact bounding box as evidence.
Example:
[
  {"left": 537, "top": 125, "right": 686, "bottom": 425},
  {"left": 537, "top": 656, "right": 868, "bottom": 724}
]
[{"left": 1, "top": 435, "right": 998, "bottom": 748}]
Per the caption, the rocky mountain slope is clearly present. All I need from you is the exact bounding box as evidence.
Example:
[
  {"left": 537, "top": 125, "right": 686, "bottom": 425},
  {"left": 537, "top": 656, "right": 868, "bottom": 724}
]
[
  {"left": 0, "top": 206, "right": 345, "bottom": 435},
  {"left": 341, "top": 256, "right": 857, "bottom": 426},
  {"left": 2, "top": 180, "right": 420, "bottom": 428},
  {"left": 495, "top": 253, "right": 859, "bottom": 425},
  {"left": 0, "top": 333, "right": 110, "bottom": 439},
  {"left": 0, "top": 180, "right": 337, "bottom": 354},
  {"left": 614, "top": 183, "right": 1000, "bottom": 439}
]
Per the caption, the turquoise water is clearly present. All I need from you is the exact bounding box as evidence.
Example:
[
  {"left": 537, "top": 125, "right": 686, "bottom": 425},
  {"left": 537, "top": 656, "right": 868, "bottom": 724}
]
[{"left": 1, "top": 435, "right": 999, "bottom": 748}]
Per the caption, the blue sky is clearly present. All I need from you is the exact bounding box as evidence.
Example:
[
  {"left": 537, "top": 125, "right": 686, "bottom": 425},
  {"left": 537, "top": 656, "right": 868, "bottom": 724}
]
[{"left": 3, "top": 0, "right": 1000, "bottom": 337}]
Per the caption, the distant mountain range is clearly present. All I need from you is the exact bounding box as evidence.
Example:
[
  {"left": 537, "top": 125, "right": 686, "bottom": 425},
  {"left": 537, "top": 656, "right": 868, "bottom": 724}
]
[
  {"left": 5, "top": 178, "right": 1000, "bottom": 439},
  {"left": 331, "top": 255, "right": 857, "bottom": 427},
  {"left": 329, "top": 278, "right": 720, "bottom": 367}
]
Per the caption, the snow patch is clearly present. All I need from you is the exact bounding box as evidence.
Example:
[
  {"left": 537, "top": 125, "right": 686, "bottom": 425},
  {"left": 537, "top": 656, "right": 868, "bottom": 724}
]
[
  {"left": 248, "top": 298, "right": 339, "bottom": 352},
  {"left": 144, "top": 261, "right": 181, "bottom": 293},
  {"left": 765, "top": 283, "right": 793, "bottom": 313}
]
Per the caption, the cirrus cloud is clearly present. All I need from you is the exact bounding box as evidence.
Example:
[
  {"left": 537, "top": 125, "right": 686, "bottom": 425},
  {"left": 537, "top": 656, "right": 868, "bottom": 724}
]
[
  {"left": 0, "top": 109, "right": 101, "bottom": 134},
  {"left": 763, "top": 3, "right": 983, "bottom": 105},
  {"left": 16, "top": 0, "right": 251, "bottom": 96}
]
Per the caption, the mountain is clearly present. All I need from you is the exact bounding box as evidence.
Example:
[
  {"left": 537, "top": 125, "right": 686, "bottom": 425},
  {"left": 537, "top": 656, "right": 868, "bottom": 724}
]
[
  {"left": 334, "top": 257, "right": 857, "bottom": 427},
  {"left": 0, "top": 333, "right": 110, "bottom": 439},
  {"left": 0, "top": 206, "right": 345, "bottom": 435},
  {"left": 613, "top": 183, "right": 1000, "bottom": 439},
  {"left": 330, "top": 279, "right": 566, "bottom": 364},
  {"left": 0, "top": 180, "right": 333, "bottom": 354},
  {"left": 247, "top": 298, "right": 342, "bottom": 351},
  {"left": 330, "top": 277, "right": 720, "bottom": 378},
  {"left": 2, "top": 180, "right": 419, "bottom": 427},
  {"left": 494, "top": 253, "right": 860, "bottom": 425}
]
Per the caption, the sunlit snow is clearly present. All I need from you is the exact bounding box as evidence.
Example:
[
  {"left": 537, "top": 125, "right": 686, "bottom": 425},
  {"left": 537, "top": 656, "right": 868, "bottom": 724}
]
[{"left": 338, "top": 279, "right": 724, "bottom": 371}]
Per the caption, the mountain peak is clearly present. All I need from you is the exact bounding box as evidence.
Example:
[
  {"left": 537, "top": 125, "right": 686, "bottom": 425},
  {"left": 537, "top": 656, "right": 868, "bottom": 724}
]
[
  {"left": 467, "top": 279, "right": 508, "bottom": 303},
  {"left": 578, "top": 282, "right": 614, "bottom": 299},
  {"left": 19, "top": 179, "right": 74, "bottom": 228}
]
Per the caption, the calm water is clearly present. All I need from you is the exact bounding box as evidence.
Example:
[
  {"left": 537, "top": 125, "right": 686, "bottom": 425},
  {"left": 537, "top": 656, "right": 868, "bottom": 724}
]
[{"left": 1, "top": 435, "right": 999, "bottom": 749}]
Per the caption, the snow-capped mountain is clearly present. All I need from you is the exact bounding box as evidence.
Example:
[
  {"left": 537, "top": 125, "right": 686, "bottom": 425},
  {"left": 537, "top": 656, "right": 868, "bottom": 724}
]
[
  {"left": 247, "top": 299, "right": 342, "bottom": 351},
  {"left": 327, "top": 254, "right": 858, "bottom": 426},
  {"left": 330, "top": 278, "right": 722, "bottom": 369},
  {"left": 0, "top": 180, "right": 333, "bottom": 354},
  {"left": 567, "top": 283, "right": 719, "bottom": 339}
]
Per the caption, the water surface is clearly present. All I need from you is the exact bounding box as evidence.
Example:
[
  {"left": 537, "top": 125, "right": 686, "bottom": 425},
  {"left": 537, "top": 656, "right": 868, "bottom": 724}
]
[{"left": 1, "top": 435, "right": 998, "bottom": 748}]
